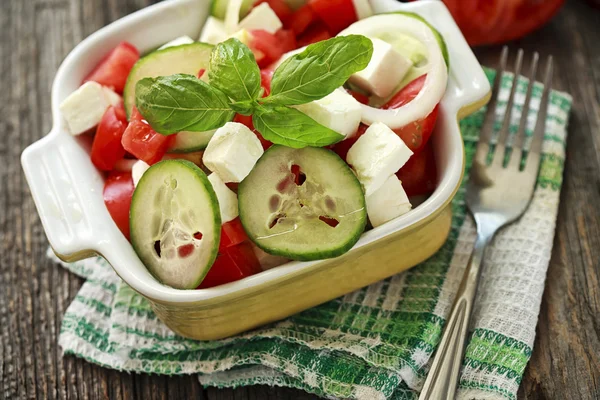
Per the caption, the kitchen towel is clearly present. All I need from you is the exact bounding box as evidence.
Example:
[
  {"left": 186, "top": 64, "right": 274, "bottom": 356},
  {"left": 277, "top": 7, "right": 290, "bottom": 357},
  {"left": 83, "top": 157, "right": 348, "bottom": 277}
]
[{"left": 50, "top": 69, "right": 572, "bottom": 400}]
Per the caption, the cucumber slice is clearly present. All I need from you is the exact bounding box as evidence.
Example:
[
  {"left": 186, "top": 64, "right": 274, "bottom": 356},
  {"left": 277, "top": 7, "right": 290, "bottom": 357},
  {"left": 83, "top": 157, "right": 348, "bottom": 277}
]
[
  {"left": 238, "top": 145, "right": 366, "bottom": 261},
  {"left": 123, "top": 43, "right": 213, "bottom": 118},
  {"left": 168, "top": 130, "right": 216, "bottom": 153},
  {"left": 210, "top": 0, "right": 254, "bottom": 19},
  {"left": 130, "top": 160, "right": 221, "bottom": 289}
]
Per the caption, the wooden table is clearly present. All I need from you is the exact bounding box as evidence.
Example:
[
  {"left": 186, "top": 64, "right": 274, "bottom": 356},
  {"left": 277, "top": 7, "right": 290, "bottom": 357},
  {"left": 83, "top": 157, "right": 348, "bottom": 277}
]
[{"left": 1, "top": 0, "right": 599, "bottom": 398}]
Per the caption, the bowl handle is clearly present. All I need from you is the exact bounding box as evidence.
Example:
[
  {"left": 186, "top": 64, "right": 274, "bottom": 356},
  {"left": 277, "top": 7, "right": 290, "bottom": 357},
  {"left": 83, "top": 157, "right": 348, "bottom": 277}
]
[
  {"left": 430, "top": 2, "right": 491, "bottom": 114},
  {"left": 21, "top": 129, "right": 115, "bottom": 261}
]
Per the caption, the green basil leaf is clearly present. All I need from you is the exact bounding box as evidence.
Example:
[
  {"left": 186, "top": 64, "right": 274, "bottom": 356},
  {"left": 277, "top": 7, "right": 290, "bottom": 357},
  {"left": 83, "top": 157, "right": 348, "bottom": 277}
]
[
  {"left": 264, "top": 35, "right": 373, "bottom": 106},
  {"left": 209, "top": 38, "right": 262, "bottom": 102},
  {"left": 252, "top": 105, "right": 343, "bottom": 149},
  {"left": 230, "top": 99, "right": 257, "bottom": 115},
  {"left": 135, "top": 74, "right": 235, "bottom": 135}
]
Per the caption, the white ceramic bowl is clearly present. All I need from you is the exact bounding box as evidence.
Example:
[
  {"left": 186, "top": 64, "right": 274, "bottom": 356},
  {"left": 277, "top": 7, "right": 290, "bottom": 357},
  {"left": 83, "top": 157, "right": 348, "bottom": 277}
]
[{"left": 21, "top": 0, "right": 490, "bottom": 339}]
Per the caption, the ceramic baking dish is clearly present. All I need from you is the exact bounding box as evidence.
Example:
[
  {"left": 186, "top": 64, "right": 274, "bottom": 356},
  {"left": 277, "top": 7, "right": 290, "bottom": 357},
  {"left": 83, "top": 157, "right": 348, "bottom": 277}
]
[{"left": 21, "top": 0, "right": 490, "bottom": 340}]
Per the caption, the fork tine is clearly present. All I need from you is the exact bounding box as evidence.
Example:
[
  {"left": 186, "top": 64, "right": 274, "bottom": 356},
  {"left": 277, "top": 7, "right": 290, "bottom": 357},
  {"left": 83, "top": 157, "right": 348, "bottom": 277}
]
[
  {"left": 474, "top": 46, "right": 508, "bottom": 165},
  {"left": 525, "top": 56, "right": 553, "bottom": 174},
  {"left": 491, "top": 49, "right": 524, "bottom": 167},
  {"left": 508, "top": 52, "right": 539, "bottom": 169}
]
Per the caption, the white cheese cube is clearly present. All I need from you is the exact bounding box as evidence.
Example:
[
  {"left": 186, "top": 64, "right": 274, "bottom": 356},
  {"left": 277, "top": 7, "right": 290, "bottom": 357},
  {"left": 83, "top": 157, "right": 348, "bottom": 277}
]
[
  {"left": 158, "top": 35, "right": 194, "bottom": 50},
  {"left": 347, "top": 122, "right": 413, "bottom": 195},
  {"left": 102, "top": 87, "right": 122, "bottom": 107},
  {"left": 203, "top": 122, "right": 264, "bottom": 183},
  {"left": 349, "top": 38, "right": 413, "bottom": 98},
  {"left": 366, "top": 174, "right": 411, "bottom": 227},
  {"left": 238, "top": 3, "right": 283, "bottom": 34},
  {"left": 208, "top": 173, "right": 239, "bottom": 223},
  {"left": 131, "top": 160, "right": 150, "bottom": 187},
  {"left": 228, "top": 29, "right": 253, "bottom": 47},
  {"left": 59, "top": 82, "right": 115, "bottom": 135},
  {"left": 352, "top": 0, "right": 373, "bottom": 19},
  {"left": 199, "top": 16, "right": 228, "bottom": 45},
  {"left": 295, "top": 89, "right": 362, "bottom": 139}
]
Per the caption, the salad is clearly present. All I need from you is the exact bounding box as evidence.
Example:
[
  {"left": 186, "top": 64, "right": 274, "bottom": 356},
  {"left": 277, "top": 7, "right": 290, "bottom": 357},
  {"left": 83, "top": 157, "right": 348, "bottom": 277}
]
[{"left": 59, "top": 0, "right": 448, "bottom": 290}]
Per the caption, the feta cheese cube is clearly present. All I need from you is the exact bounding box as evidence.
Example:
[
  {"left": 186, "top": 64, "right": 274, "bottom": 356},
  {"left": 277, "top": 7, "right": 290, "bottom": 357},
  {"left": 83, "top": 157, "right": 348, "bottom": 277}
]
[
  {"left": 238, "top": 3, "right": 282, "bottom": 34},
  {"left": 208, "top": 173, "right": 239, "bottom": 223},
  {"left": 295, "top": 89, "right": 362, "bottom": 139},
  {"left": 158, "top": 35, "right": 194, "bottom": 50},
  {"left": 349, "top": 38, "right": 413, "bottom": 98},
  {"left": 199, "top": 16, "right": 228, "bottom": 45},
  {"left": 59, "top": 82, "right": 116, "bottom": 135},
  {"left": 347, "top": 122, "right": 413, "bottom": 195},
  {"left": 352, "top": 0, "right": 374, "bottom": 19},
  {"left": 102, "top": 86, "right": 122, "bottom": 107},
  {"left": 131, "top": 160, "right": 150, "bottom": 187},
  {"left": 203, "top": 122, "right": 264, "bottom": 183},
  {"left": 228, "top": 29, "right": 253, "bottom": 47},
  {"left": 366, "top": 174, "right": 411, "bottom": 227}
]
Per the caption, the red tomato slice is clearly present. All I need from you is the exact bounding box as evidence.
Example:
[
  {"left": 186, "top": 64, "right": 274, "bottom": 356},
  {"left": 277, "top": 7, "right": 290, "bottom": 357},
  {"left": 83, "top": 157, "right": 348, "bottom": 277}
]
[
  {"left": 255, "top": 0, "right": 293, "bottom": 24},
  {"left": 383, "top": 74, "right": 426, "bottom": 109},
  {"left": 219, "top": 218, "right": 249, "bottom": 252},
  {"left": 383, "top": 75, "right": 439, "bottom": 154},
  {"left": 83, "top": 42, "right": 139, "bottom": 94},
  {"left": 260, "top": 69, "right": 273, "bottom": 97},
  {"left": 91, "top": 105, "right": 128, "bottom": 171},
  {"left": 103, "top": 171, "right": 135, "bottom": 240},
  {"left": 287, "top": 4, "right": 318, "bottom": 35},
  {"left": 396, "top": 141, "right": 437, "bottom": 197},
  {"left": 297, "top": 22, "right": 332, "bottom": 47},
  {"left": 121, "top": 108, "right": 173, "bottom": 165},
  {"left": 308, "top": 0, "right": 357, "bottom": 35},
  {"left": 234, "top": 114, "right": 273, "bottom": 150},
  {"left": 250, "top": 29, "right": 297, "bottom": 68},
  {"left": 345, "top": 88, "right": 369, "bottom": 105},
  {"left": 198, "top": 242, "right": 261, "bottom": 288}
]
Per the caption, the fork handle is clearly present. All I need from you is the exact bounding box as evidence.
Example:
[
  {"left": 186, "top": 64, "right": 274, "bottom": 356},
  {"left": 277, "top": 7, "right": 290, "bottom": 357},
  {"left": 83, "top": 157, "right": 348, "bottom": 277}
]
[{"left": 418, "top": 234, "right": 491, "bottom": 400}]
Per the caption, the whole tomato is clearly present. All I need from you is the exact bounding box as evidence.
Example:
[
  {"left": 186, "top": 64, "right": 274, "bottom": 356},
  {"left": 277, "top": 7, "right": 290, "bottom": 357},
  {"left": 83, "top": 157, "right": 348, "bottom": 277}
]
[{"left": 440, "top": 0, "right": 565, "bottom": 46}]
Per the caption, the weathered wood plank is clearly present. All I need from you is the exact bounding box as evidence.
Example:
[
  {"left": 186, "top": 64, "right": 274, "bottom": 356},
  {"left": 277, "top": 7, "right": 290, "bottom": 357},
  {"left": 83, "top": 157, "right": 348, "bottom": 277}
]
[{"left": 1, "top": 0, "right": 598, "bottom": 399}]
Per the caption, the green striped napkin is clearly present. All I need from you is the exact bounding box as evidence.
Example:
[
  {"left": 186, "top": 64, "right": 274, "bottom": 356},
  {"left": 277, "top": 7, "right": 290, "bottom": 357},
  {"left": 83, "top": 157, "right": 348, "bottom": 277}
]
[{"left": 51, "top": 69, "right": 572, "bottom": 400}]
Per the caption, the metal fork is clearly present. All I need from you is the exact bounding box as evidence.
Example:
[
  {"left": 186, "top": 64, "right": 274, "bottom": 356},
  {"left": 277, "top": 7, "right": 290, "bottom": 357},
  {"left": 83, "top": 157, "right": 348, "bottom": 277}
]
[{"left": 418, "top": 47, "right": 554, "bottom": 400}]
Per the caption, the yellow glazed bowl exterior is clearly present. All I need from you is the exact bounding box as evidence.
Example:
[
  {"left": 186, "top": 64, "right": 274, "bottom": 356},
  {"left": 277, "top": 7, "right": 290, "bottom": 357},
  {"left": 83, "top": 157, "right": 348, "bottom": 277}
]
[{"left": 153, "top": 204, "right": 453, "bottom": 340}]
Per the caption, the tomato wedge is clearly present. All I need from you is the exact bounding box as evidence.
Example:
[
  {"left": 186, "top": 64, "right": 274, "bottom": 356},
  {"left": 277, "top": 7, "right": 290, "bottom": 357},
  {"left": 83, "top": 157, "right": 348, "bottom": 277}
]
[
  {"left": 297, "top": 22, "right": 332, "bottom": 47},
  {"left": 83, "top": 42, "right": 139, "bottom": 94},
  {"left": 91, "top": 105, "right": 128, "bottom": 171},
  {"left": 255, "top": 0, "right": 293, "bottom": 24},
  {"left": 198, "top": 242, "right": 261, "bottom": 288},
  {"left": 287, "top": 4, "right": 318, "bottom": 35},
  {"left": 396, "top": 141, "right": 437, "bottom": 197},
  {"left": 121, "top": 108, "right": 173, "bottom": 165},
  {"left": 103, "top": 171, "right": 135, "bottom": 240},
  {"left": 345, "top": 89, "right": 369, "bottom": 105},
  {"left": 308, "top": 0, "right": 357, "bottom": 35},
  {"left": 219, "top": 218, "right": 249, "bottom": 252},
  {"left": 260, "top": 69, "right": 273, "bottom": 97},
  {"left": 383, "top": 75, "right": 439, "bottom": 154},
  {"left": 250, "top": 29, "right": 297, "bottom": 68}
]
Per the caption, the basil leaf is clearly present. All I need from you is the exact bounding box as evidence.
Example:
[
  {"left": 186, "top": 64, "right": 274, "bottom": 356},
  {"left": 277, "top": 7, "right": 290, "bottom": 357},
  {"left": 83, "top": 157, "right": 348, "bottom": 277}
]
[
  {"left": 209, "top": 38, "right": 262, "bottom": 103},
  {"left": 135, "top": 74, "right": 235, "bottom": 135},
  {"left": 265, "top": 35, "right": 373, "bottom": 106},
  {"left": 230, "top": 100, "right": 257, "bottom": 115},
  {"left": 252, "top": 105, "right": 343, "bottom": 149}
]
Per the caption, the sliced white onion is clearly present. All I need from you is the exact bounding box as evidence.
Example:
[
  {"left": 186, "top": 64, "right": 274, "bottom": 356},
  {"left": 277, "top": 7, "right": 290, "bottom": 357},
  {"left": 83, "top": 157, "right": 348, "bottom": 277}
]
[
  {"left": 225, "top": 0, "right": 244, "bottom": 33},
  {"left": 338, "top": 14, "right": 448, "bottom": 129}
]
